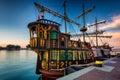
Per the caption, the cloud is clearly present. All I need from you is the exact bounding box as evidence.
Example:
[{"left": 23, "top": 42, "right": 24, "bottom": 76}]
[
  {"left": 103, "top": 31, "right": 120, "bottom": 48},
  {"left": 96, "top": 15, "right": 120, "bottom": 48},
  {"left": 99, "top": 15, "right": 120, "bottom": 30}
]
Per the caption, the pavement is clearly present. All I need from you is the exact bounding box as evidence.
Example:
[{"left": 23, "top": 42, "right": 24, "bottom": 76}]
[{"left": 57, "top": 56, "right": 120, "bottom": 80}]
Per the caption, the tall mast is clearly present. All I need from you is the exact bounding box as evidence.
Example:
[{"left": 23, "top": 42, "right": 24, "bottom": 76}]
[
  {"left": 63, "top": 0, "right": 67, "bottom": 33},
  {"left": 88, "top": 17, "right": 106, "bottom": 48},
  {"left": 82, "top": 4, "right": 86, "bottom": 42},
  {"left": 76, "top": 4, "right": 95, "bottom": 42},
  {"left": 95, "top": 17, "right": 98, "bottom": 47},
  {"left": 63, "top": 0, "right": 67, "bottom": 48},
  {"left": 34, "top": 2, "right": 80, "bottom": 27}
]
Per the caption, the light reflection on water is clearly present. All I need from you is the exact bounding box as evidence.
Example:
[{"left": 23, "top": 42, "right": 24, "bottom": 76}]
[{"left": 0, "top": 50, "right": 40, "bottom": 80}]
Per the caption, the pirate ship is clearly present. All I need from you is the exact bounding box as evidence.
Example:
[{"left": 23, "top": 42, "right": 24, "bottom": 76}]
[
  {"left": 88, "top": 18, "right": 112, "bottom": 59},
  {"left": 72, "top": 17, "right": 112, "bottom": 59},
  {"left": 27, "top": 1, "right": 100, "bottom": 80}
]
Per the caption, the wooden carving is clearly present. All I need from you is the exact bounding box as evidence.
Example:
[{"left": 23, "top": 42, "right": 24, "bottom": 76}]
[{"left": 41, "top": 26, "right": 51, "bottom": 39}]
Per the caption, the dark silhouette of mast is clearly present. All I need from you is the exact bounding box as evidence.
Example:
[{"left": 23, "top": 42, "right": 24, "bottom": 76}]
[
  {"left": 63, "top": 0, "right": 67, "bottom": 33},
  {"left": 95, "top": 17, "right": 98, "bottom": 47},
  {"left": 88, "top": 17, "right": 106, "bottom": 47},
  {"left": 82, "top": 4, "right": 86, "bottom": 42},
  {"left": 34, "top": 2, "right": 80, "bottom": 26},
  {"left": 76, "top": 4, "right": 95, "bottom": 42}
]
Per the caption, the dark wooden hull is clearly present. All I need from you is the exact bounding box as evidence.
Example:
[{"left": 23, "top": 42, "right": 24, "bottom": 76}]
[{"left": 39, "top": 69, "right": 64, "bottom": 80}]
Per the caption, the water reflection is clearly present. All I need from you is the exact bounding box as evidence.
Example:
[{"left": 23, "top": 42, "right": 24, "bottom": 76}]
[{"left": 0, "top": 50, "right": 40, "bottom": 80}]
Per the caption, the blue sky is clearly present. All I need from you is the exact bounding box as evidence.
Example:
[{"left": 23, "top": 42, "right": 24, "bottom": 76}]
[{"left": 0, "top": 0, "right": 120, "bottom": 48}]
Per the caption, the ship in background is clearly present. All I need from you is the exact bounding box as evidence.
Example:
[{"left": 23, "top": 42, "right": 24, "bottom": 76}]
[
  {"left": 27, "top": 1, "right": 112, "bottom": 80},
  {"left": 72, "top": 17, "right": 112, "bottom": 60}
]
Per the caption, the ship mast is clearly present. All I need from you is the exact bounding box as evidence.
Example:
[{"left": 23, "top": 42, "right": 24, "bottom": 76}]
[
  {"left": 34, "top": 2, "right": 80, "bottom": 26},
  {"left": 63, "top": 0, "right": 67, "bottom": 33},
  {"left": 88, "top": 17, "right": 106, "bottom": 47},
  {"left": 82, "top": 4, "right": 86, "bottom": 42},
  {"left": 34, "top": 1, "right": 80, "bottom": 49},
  {"left": 76, "top": 4, "right": 95, "bottom": 42}
]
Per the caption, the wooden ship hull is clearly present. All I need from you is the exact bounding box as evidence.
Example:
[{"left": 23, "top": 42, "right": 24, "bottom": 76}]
[{"left": 28, "top": 19, "right": 94, "bottom": 79}]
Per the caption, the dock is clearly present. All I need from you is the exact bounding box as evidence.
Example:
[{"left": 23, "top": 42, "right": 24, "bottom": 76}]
[{"left": 57, "top": 56, "right": 120, "bottom": 80}]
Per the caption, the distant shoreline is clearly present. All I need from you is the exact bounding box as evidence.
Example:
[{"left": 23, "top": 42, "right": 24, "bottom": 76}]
[
  {"left": 0, "top": 44, "right": 30, "bottom": 50},
  {"left": 0, "top": 48, "right": 29, "bottom": 51}
]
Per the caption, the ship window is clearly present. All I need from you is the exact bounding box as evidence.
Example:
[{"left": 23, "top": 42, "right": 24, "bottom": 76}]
[
  {"left": 33, "top": 30, "right": 37, "bottom": 38},
  {"left": 83, "top": 51, "right": 87, "bottom": 60},
  {"left": 74, "top": 52, "right": 79, "bottom": 60},
  {"left": 30, "top": 31, "right": 33, "bottom": 38},
  {"left": 80, "top": 51, "right": 83, "bottom": 60},
  {"left": 67, "top": 52, "right": 72, "bottom": 60},
  {"left": 60, "top": 52, "right": 72, "bottom": 60},
  {"left": 61, "top": 36, "right": 65, "bottom": 47},
  {"left": 43, "top": 52, "right": 46, "bottom": 60},
  {"left": 50, "top": 52, "right": 58, "bottom": 60},
  {"left": 51, "top": 40, "right": 57, "bottom": 48},
  {"left": 50, "top": 31, "right": 58, "bottom": 39},
  {"left": 61, "top": 41, "right": 64, "bottom": 46},
  {"left": 80, "top": 51, "right": 87, "bottom": 60},
  {"left": 60, "top": 52, "right": 66, "bottom": 60}
]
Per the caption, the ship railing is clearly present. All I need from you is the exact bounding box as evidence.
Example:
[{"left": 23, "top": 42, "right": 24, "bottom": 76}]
[
  {"left": 38, "top": 19, "right": 60, "bottom": 26},
  {"left": 30, "top": 37, "right": 52, "bottom": 49},
  {"left": 30, "top": 37, "right": 92, "bottom": 50}
]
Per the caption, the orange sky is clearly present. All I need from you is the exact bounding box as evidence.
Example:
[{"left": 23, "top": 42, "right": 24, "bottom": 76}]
[{"left": 99, "top": 15, "right": 120, "bottom": 48}]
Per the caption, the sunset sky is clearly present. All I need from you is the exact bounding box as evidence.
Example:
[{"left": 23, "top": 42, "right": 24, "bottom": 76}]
[{"left": 0, "top": 0, "right": 120, "bottom": 48}]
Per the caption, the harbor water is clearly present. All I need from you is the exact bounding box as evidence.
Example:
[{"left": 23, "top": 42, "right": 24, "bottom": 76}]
[{"left": 0, "top": 50, "right": 40, "bottom": 80}]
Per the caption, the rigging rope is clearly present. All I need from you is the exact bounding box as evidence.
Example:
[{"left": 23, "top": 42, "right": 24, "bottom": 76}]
[
  {"left": 49, "top": 3, "right": 63, "bottom": 20},
  {"left": 85, "top": 32, "right": 95, "bottom": 46},
  {"left": 98, "top": 34, "right": 104, "bottom": 45},
  {"left": 68, "top": 22, "right": 77, "bottom": 34}
]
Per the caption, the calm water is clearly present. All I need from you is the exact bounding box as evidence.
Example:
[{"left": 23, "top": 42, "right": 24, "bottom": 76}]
[{"left": 0, "top": 50, "right": 40, "bottom": 80}]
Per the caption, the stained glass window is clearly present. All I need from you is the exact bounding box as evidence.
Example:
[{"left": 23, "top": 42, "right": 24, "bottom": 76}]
[
  {"left": 50, "top": 31, "right": 58, "bottom": 39},
  {"left": 80, "top": 51, "right": 83, "bottom": 60},
  {"left": 83, "top": 51, "right": 87, "bottom": 60},
  {"left": 74, "top": 52, "right": 79, "bottom": 60},
  {"left": 43, "top": 52, "right": 46, "bottom": 60},
  {"left": 50, "top": 51, "right": 58, "bottom": 60},
  {"left": 67, "top": 52, "right": 72, "bottom": 60},
  {"left": 60, "top": 52, "right": 66, "bottom": 60}
]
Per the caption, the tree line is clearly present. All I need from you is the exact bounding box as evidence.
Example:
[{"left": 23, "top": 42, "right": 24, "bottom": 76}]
[{"left": 0, "top": 45, "right": 21, "bottom": 50}]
